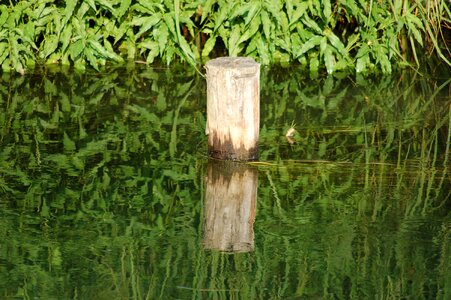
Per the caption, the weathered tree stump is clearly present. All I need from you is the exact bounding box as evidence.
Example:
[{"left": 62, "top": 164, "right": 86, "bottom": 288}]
[
  {"left": 205, "top": 57, "right": 260, "bottom": 161},
  {"left": 203, "top": 160, "right": 258, "bottom": 252}
]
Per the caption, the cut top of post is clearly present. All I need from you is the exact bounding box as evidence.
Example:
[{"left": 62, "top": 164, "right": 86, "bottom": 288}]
[{"left": 205, "top": 57, "right": 258, "bottom": 69}]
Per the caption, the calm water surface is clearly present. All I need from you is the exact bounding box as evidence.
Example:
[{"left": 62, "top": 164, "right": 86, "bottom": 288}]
[{"left": 0, "top": 65, "right": 449, "bottom": 299}]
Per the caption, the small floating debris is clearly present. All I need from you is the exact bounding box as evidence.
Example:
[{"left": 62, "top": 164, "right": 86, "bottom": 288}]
[
  {"left": 285, "top": 122, "right": 297, "bottom": 144},
  {"left": 285, "top": 127, "right": 297, "bottom": 138}
]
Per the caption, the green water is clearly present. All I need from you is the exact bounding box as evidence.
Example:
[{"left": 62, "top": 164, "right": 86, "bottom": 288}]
[{"left": 0, "top": 65, "right": 449, "bottom": 299}]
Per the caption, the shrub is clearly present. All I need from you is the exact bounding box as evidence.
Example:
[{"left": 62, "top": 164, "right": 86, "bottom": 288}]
[{"left": 0, "top": 0, "right": 450, "bottom": 74}]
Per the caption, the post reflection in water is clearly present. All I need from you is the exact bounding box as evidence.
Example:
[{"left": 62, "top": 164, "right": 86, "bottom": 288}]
[{"left": 203, "top": 160, "right": 258, "bottom": 252}]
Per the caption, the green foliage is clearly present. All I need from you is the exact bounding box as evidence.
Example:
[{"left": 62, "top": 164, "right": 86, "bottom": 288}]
[{"left": 0, "top": 0, "right": 450, "bottom": 74}]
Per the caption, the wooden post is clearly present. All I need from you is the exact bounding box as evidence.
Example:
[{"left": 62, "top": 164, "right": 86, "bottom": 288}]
[
  {"left": 203, "top": 160, "right": 258, "bottom": 252},
  {"left": 205, "top": 57, "right": 260, "bottom": 161}
]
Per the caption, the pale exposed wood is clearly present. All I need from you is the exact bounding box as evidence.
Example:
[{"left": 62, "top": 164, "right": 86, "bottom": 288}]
[
  {"left": 205, "top": 57, "right": 260, "bottom": 161},
  {"left": 203, "top": 161, "right": 258, "bottom": 252}
]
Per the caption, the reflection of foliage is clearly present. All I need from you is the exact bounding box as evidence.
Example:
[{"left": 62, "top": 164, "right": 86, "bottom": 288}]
[
  {"left": 0, "top": 65, "right": 206, "bottom": 297},
  {"left": 260, "top": 69, "right": 451, "bottom": 166},
  {"left": 0, "top": 64, "right": 205, "bottom": 213},
  {"left": 254, "top": 69, "right": 450, "bottom": 298},
  {"left": 0, "top": 66, "right": 449, "bottom": 298}
]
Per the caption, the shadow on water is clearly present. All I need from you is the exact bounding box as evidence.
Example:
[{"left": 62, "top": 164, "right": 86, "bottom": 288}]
[{"left": 0, "top": 64, "right": 449, "bottom": 299}]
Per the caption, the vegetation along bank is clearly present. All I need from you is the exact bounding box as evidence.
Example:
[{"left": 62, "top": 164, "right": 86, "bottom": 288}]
[{"left": 0, "top": 0, "right": 450, "bottom": 74}]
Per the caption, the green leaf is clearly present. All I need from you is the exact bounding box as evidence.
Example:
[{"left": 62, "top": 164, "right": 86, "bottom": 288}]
[
  {"left": 116, "top": 0, "right": 131, "bottom": 19},
  {"left": 261, "top": 9, "right": 271, "bottom": 40},
  {"left": 214, "top": 2, "right": 232, "bottom": 31},
  {"left": 146, "top": 46, "right": 159, "bottom": 63},
  {"left": 356, "top": 57, "right": 366, "bottom": 73},
  {"left": 264, "top": 1, "right": 282, "bottom": 25},
  {"left": 85, "top": 47, "right": 99, "bottom": 70},
  {"left": 256, "top": 34, "right": 270, "bottom": 64},
  {"left": 113, "top": 21, "right": 128, "bottom": 44},
  {"left": 303, "top": 15, "right": 322, "bottom": 33},
  {"left": 278, "top": 8, "right": 290, "bottom": 33},
  {"left": 376, "top": 49, "right": 391, "bottom": 74},
  {"left": 320, "top": 36, "right": 327, "bottom": 54},
  {"left": 74, "top": 58, "right": 86, "bottom": 71},
  {"left": 0, "top": 42, "right": 8, "bottom": 65},
  {"left": 230, "top": 2, "right": 252, "bottom": 20},
  {"left": 34, "top": 14, "right": 54, "bottom": 27},
  {"left": 60, "top": 23, "right": 73, "bottom": 53},
  {"left": 406, "top": 11, "right": 424, "bottom": 30},
  {"left": 323, "top": 0, "right": 331, "bottom": 21},
  {"left": 41, "top": 34, "right": 59, "bottom": 59},
  {"left": 139, "top": 40, "right": 158, "bottom": 58},
  {"left": 244, "top": 2, "right": 260, "bottom": 26},
  {"left": 63, "top": 132, "right": 76, "bottom": 151},
  {"left": 296, "top": 35, "right": 322, "bottom": 58},
  {"left": 201, "top": 0, "right": 216, "bottom": 23},
  {"left": 342, "top": 0, "right": 362, "bottom": 17},
  {"left": 0, "top": 5, "right": 8, "bottom": 28},
  {"left": 177, "top": 36, "right": 196, "bottom": 64},
  {"left": 64, "top": 0, "right": 77, "bottom": 25},
  {"left": 95, "top": 0, "right": 114, "bottom": 12},
  {"left": 309, "top": 55, "right": 319, "bottom": 76},
  {"left": 23, "top": 22, "right": 35, "bottom": 45},
  {"left": 345, "top": 33, "right": 360, "bottom": 52},
  {"left": 9, "top": 38, "right": 24, "bottom": 74},
  {"left": 288, "top": 2, "right": 308, "bottom": 27},
  {"left": 132, "top": 14, "right": 162, "bottom": 40},
  {"left": 69, "top": 39, "right": 84, "bottom": 60},
  {"left": 406, "top": 14, "right": 424, "bottom": 46},
  {"left": 202, "top": 35, "right": 216, "bottom": 57},
  {"left": 324, "top": 45, "right": 335, "bottom": 74},
  {"left": 155, "top": 23, "right": 169, "bottom": 56},
  {"left": 163, "top": 13, "right": 177, "bottom": 38},
  {"left": 134, "top": 0, "right": 162, "bottom": 13},
  {"left": 228, "top": 26, "right": 242, "bottom": 56},
  {"left": 60, "top": 93, "right": 71, "bottom": 112},
  {"left": 127, "top": 104, "right": 159, "bottom": 123},
  {"left": 239, "top": 16, "right": 260, "bottom": 44},
  {"left": 14, "top": 28, "right": 37, "bottom": 50},
  {"left": 325, "top": 29, "right": 348, "bottom": 57},
  {"left": 102, "top": 171, "right": 111, "bottom": 190},
  {"left": 355, "top": 45, "right": 370, "bottom": 73},
  {"left": 286, "top": 0, "right": 294, "bottom": 18},
  {"left": 88, "top": 39, "right": 121, "bottom": 61},
  {"left": 1, "top": 57, "right": 11, "bottom": 72},
  {"left": 78, "top": 1, "right": 92, "bottom": 18}
]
